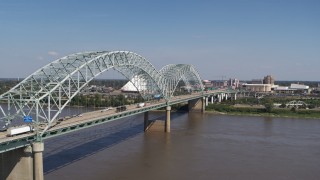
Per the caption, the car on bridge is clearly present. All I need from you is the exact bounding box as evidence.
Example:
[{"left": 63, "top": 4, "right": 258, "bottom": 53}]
[
  {"left": 116, "top": 106, "right": 127, "bottom": 112},
  {"left": 136, "top": 103, "right": 145, "bottom": 108},
  {"left": 101, "top": 107, "right": 114, "bottom": 112},
  {"left": 154, "top": 94, "right": 161, "bottom": 101}
]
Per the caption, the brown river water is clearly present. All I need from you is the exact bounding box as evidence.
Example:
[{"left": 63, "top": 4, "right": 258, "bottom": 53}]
[{"left": 44, "top": 112, "right": 320, "bottom": 180}]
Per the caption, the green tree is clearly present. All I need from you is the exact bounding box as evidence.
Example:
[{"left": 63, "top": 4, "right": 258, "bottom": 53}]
[
  {"left": 94, "top": 94, "right": 102, "bottom": 107},
  {"left": 279, "top": 103, "right": 286, "bottom": 108},
  {"left": 264, "top": 99, "right": 274, "bottom": 113},
  {"left": 308, "top": 104, "right": 316, "bottom": 109}
]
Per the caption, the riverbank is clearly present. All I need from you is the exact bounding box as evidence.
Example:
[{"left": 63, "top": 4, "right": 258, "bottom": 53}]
[
  {"left": 206, "top": 110, "right": 320, "bottom": 119},
  {"left": 206, "top": 104, "right": 320, "bottom": 119}
]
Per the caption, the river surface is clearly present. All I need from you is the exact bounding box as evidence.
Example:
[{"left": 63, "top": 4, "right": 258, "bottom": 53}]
[{"left": 44, "top": 112, "right": 320, "bottom": 180}]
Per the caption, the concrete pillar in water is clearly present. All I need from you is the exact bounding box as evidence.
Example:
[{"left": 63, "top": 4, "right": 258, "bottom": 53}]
[
  {"left": 33, "top": 142, "right": 44, "bottom": 180},
  {"left": 188, "top": 98, "right": 204, "bottom": 112},
  {"left": 0, "top": 146, "right": 33, "bottom": 180},
  {"left": 144, "top": 111, "right": 149, "bottom": 131},
  {"left": 165, "top": 106, "right": 171, "bottom": 132},
  {"left": 202, "top": 97, "right": 206, "bottom": 113}
]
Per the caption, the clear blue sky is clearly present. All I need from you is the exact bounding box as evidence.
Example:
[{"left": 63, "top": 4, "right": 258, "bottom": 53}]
[{"left": 0, "top": 0, "right": 319, "bottom": 81}]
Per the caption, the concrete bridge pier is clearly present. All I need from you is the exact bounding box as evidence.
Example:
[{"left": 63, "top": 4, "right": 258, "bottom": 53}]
[
  {"left": 188, "top": 97, "right": 205, "bottom": 113},
  {"left": 218, "top": 94, "right": 221, "bottom": 102},
  {"left": 234, "top": 93, "right": 237, "bottom": 100},
  {"left": 202, "top": 97, "right": 206, "bottom": 113},
  {"left": 144, "top": 111, "right": 149, "bottom": 131},
  {"left": 0, "top": 142, "right": 44, "bottom": 180},
  {"left": 33, "top": 142, "right": 44, "bottom": 180},
  {"left": 205, "top": 97, "right": 209, "bottom": 106},
  {"left": 211, "top": 96, "right": 214, "bottom": 104},
  {"left": 0, "top": 145, "right": 33, "bottom": 180},
  {"left": 165, "top": 106, "right": 171, "bottom": 132}
]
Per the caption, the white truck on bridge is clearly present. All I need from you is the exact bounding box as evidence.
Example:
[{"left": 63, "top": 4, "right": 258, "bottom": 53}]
[
  {"left": 137, "top": 103, "right": 145, "bottom": 108},
  {"left": 7, "top": 125, "right": 33, "bottom": 136}
]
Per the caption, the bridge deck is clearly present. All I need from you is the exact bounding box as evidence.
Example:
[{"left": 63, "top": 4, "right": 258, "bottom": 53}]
[{"left": 0, "top": 90, "right": 232, "bottom": 153}]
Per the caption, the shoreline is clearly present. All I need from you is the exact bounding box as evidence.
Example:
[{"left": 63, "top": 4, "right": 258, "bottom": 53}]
[
  {"left": 205, "top": 110, "right": 320, "bottom": 120},
  {"left": 151, "top": 107, "right": 320, "bottom": 120}
]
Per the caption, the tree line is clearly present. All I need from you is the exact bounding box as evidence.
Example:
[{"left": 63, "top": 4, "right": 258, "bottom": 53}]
[{"left": 69, "top": 94, "right": 145, "bottom": 108}]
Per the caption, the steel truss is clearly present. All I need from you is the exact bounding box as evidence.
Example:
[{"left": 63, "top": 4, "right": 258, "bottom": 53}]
[{"left": 0, "top": 51, "right": 204, "bottom": 134}]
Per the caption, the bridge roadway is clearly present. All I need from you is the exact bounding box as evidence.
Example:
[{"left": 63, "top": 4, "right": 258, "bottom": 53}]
[{"left": 0, "top": 90, "right": 229, "bottom": 153}]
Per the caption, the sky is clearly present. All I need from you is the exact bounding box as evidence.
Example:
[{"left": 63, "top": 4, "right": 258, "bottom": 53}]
[{"left": 0, "top": 0, "right": 319, "bottom": 81}]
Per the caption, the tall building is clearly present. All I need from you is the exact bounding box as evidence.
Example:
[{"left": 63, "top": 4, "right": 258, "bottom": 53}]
[
  {"left": 263, "top": 75, "right": 275, "bottom": 85},
  {"left": 212, "top": 80, "right": 227, "bottom": 88},
  {"left": 203, "top": 80, "right": 213, "bottom": 89},
  {"left": 228, "top": 78, "right": 240, "bottom": 89}
]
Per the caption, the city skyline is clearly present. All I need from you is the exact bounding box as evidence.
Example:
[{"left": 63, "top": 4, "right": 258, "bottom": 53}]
[{"left": 0, "top": 0, "right": 319, "bottom": 81}]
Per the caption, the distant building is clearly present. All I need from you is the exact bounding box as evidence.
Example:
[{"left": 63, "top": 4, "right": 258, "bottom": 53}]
[
  {"left": 121, "top": 75, "right": 147, "bottom": 93},
  {"left": 263, "top": 75, "right": 275, "bottom": 85},
  {"left": 228, "top": 78, "right": 240, "bottom": 89},
  {"left": 244, "top": 75, "right": 275, "bottom": 92},
  {"left": 312, "top": 84, "right": 320, "bottom": 94},
  {"left": 273, "top": 83, "right": 310, "bottom": 94},
  {"left": 273, "top": 86, "right": 294, "bottom": 94},
  {"left": 212, "top": 80, "right": 228, "bottom": 88},
  {"left": 243, "top": 84, "right": 272, "bottom": 92},
  {"left": 203, "top": 80, "right": 213, "bottom": 89},
  {"left": 290, "top": 83, "right": 309, "bottom": 90},
  {"left": 202, "top": 80, "right": 214, "bottom": 90}
]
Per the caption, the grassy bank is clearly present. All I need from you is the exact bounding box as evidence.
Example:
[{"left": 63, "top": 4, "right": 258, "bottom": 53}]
[{"left": 206, "top": 104, "right": 320, "bottom": 119}]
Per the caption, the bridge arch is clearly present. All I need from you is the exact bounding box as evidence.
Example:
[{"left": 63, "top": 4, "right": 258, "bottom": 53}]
[
  {"left": 160, "top": 64, "right": 204, "bottom": 97},
  {"left": 286, "top": 100, "right": 308, "bottom": 108},
  {"left": 0, "top": 51, "right": 204, "bottom": 132}
]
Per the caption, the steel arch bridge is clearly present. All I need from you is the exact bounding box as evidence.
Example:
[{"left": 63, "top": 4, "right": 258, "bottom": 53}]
[
  {"left": 286, "top": 100, "right": 308, "bottom": 108},
  {"left": 0, "top": 51, "right": 204, "bottom": 134}
]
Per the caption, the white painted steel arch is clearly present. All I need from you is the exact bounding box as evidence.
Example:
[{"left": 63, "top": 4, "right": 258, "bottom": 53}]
[
  {"left": 286, "top": 100, "right": 308, "bottom": 107},
  {"left": 159, "top": 64, "right": 204, "bottom": 97},
  {"left": 0, "top": 51, "right": 204, "bottom": 133}
]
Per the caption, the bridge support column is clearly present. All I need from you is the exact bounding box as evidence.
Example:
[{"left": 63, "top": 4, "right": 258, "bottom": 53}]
[
  {"left": 211, "top": 96, "right": 214, "bottom": 104},
  {"left": 202, "top": 97, "right": 206, "bottom": 113},
  {"left": 218, "top": 94, "right": 222, "bottom": 102},
  {"left": 144, "top": 111, "right": 149, "bottom": 131},
  {"left": 234, "top": 93, "right": 237, "bottom": 101},
  {"left": 0, "top": 146, "right": 33, "bottom": 180},
  {"left": 188, "top": 97, "right": 205, "bottom": 112},
  {"left": 205, "top": 97, "right": 208, "bottom": 106},
  {"left": 165, "top": 106, "right": 171, "bottom": 133},
  {"left": 33, "top": 142, "right": 44, "bottom": 180}
]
